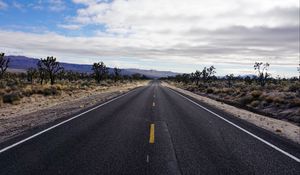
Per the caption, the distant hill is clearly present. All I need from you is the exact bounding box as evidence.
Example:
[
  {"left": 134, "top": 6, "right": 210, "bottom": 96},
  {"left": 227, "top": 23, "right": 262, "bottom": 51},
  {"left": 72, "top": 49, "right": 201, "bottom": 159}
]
[
  {"left": 5, "top": 55, "right": 179, "bottom": 78},
  {"left": 125, "top": 68, "right": 178, "bottom": 78}
]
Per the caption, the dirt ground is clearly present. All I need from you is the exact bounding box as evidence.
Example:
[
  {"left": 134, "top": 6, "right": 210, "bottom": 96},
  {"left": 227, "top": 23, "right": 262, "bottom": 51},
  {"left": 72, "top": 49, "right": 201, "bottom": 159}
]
[
  {"left": 0, "top": 81, "right": 149, "bottom": 143},
  {"left": 162, "top": 82, "right": 300, "bottom": 144}
]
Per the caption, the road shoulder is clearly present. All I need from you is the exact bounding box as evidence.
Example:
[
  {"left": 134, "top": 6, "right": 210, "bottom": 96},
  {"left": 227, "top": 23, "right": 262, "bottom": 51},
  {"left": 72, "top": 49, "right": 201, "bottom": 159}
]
[{"left": 0, "top": 81, "right": 148, "bottom": 145}]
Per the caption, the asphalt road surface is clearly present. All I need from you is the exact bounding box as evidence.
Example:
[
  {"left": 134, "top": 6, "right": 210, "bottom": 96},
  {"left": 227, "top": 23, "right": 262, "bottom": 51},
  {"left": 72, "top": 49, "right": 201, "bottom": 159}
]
[{"left": 0, "top": 81, "right": 299, "bottom": 175}]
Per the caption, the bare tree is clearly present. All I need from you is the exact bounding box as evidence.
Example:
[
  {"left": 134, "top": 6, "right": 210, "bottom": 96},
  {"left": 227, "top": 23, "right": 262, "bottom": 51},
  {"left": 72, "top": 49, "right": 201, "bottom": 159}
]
[
  {"left": 0, "top": 53, "right": 9, "bottom": 79},
  {"left": 37, "top": 56, "right": 63, "bottom": 85},
  {"left": 92, "top": 62, "right": 108, "bottom": 83},
  {"left": 254, "top": 62, "right": 270, "bottom": 87}
]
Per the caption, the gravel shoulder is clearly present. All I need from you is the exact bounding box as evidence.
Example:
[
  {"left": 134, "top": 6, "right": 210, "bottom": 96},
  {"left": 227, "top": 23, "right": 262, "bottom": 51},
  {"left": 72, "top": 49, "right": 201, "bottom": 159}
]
[
  {"left": 162, "top": 82, "right": 300, "bottom": 144},
  {"left": 0, "top": 81, "right": 149, "bottom": 143}
]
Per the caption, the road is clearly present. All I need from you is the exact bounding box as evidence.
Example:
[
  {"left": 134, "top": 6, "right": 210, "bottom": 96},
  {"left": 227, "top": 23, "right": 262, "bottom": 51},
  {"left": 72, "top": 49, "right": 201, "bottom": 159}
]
[{"left": 0, "top": 81, "right": 299, "bottom": 174}]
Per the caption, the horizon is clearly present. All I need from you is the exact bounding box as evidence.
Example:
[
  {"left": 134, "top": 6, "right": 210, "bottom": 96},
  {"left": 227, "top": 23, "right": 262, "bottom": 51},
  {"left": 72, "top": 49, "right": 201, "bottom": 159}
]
[{"left": 0, "top": 0, "right": 299, "bottom": 77}]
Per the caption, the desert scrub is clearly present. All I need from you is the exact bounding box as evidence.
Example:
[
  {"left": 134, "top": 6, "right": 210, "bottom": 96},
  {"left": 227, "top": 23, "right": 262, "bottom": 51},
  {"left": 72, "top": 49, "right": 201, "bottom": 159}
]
[
  {"left": 0, "top": 96, "right": 3, "bottom": 106},
  {"left": 289, "top": 99, "right": 300, "bottom": 108},
  {"left": 21, "top": 86, "right": 34, "bottom": 97},
  {"left": 265, "top": 96, "right": 274, "bottom": 103},
  {"left": 3, "top": 92, "right": 21, "bottom": 104},
  {"left": 220, "top": 88, "right": 233, "bottom": 94},
  {"left": 251, "top": 90, "right": 262, "bottom": 98},
  {"left": 238, "top": 95, "right": 254, "bottom": 105},
  {"left": 206, "top": 88, "right": 214, "bottom": 94},
  {"left": 288, "top": 83, "right": 300, "bottom": 92},
  {"left": 43, "top": 86, "right": 61, "bottom": 96},
  {"left": 250, "top": 100, "right": 260, "bottom": 107}
]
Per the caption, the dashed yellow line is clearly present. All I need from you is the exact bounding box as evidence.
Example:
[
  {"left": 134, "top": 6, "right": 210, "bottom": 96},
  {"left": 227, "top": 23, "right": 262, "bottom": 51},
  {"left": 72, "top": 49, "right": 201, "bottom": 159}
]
[{"left": 149, "top": 124, "right": 155, "bottom": 144}]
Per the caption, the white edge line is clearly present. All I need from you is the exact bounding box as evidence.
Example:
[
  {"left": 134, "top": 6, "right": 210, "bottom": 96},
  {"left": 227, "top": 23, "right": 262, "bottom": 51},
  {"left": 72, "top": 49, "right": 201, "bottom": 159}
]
[
  {"left": 169, "top": 88, "right": 300, "bottom": 163},
  {"left": 0, "top": 88, "right": 137, "bottom": 154}
]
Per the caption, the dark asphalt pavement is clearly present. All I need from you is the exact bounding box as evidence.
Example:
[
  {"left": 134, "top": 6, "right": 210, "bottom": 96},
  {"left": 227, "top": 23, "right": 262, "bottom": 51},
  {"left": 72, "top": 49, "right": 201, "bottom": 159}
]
[{"left": 0, "top": 81, "right": 299, "bottom": 175}]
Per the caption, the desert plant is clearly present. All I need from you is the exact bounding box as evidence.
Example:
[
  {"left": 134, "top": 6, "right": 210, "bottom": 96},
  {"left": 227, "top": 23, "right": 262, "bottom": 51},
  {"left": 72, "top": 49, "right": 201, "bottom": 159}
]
[
  {"left": 202, "top": 66, "right": 216, "bottom": 83},
  {"left": 113, "top": 67, "right": 122, "bottom": 82},
  {"left": 37, "top": 56, "right": 63, "bottom": 85},
  {"left": 251, "top": 90, "right": 262, "bottom": 98},
  {"left": 92, "top": 62, "right": 108, "bottom": 83},
  {"left": 3, "top": 92, "right": 21, "bottom": 104},
  {"left": 193, "top": 70, "right": 201, "bottom": 85},
  {"left": 26, "top": 68, "right": 37, "bottom": 84},
  {"left": 254, "top": 62, "right": 270, "bottom": 87},
  {"left": 250, "top": 100, "right": 260, "bottom": 107},
  {"left": 206, "top": 88, "right": 214, "bottom": 94},
  {"left": 37, "top": 62, "right": 48, "bottom": 85},
  {"left": 225, "top": 74, "right": 234, "bottom": 87},
  {"left": 0, "top": 52, "right": 9, "bottom": 79},
  {"left": 238, "top": 95, "right": 254, "bottom": 105}
]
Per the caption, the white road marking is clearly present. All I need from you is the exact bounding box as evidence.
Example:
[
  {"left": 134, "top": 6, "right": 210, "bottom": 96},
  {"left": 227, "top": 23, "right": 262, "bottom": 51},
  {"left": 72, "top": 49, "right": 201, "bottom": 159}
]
[
  {"left": 169, "top": 88, "right": 300, "bottom": 163},
  {"left": 146, "top": 155, "right": 149, "bottom": 163},
  {"left": 0, "top": 89, "right": 138, "bottom": 154}
]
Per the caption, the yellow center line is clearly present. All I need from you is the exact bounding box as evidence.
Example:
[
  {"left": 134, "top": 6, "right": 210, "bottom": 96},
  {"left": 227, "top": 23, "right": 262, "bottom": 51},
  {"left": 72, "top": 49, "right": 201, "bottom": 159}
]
[{"left": 149, "top": 124, "right": 155, "bottom": 144}]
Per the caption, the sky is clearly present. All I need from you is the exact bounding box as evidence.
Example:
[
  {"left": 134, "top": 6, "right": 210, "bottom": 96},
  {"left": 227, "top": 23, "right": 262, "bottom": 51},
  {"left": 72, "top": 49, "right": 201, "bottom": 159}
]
[{"left": 0, "top": 0, "right": 299, "bottom": 77}]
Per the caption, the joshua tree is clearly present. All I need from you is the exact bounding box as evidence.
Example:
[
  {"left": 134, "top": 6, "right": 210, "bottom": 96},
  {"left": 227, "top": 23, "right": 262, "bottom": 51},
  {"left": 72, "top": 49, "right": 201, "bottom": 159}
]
[
  {"left": 225, "top": 74, "right": 234, "bottom": 87},
  {"left": 254, "top": 62, "right": 270, "bottom": 87},
  {"left": 26, "top": 68, "right": 37, "bottom": 83},
  {"left": 37, "top": 61, "right": 47, "bottom": 85},
  {"left": 113, "top": 67, "right": 122, "bottom": 82},
  {"left": 0, "top": 52, "right": 9, "bottom": 79},
  {"left": 92, "top": 61, "right": 108, "bottom": 83},
  {"left": 194, "top": 70, "right": 202, "bottom": 85},
  {"left": 202, "top": 66, "right": 216, "bottom": 83},
  {"left": 37, "top": 56, "right": 63, "bottom": 85}
]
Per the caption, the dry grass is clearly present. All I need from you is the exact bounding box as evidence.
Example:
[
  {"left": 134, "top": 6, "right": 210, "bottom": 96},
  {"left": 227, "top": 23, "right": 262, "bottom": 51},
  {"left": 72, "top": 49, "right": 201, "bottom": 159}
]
[
  {"left": 169, "top": 80, "right": 300, "bottom": 124},
  {"left": 163, "top": 82, "right": 300, "bottom": 144}
]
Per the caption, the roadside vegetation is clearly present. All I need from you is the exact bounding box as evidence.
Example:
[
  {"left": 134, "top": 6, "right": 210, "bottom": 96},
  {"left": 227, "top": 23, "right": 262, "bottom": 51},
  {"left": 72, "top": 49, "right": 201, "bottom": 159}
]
[
  {"left": 161, "top": 63, "right": 300, "bottom": 125},
  {"left": 0, "top": 52, "right": 148, "bottom": 106}
]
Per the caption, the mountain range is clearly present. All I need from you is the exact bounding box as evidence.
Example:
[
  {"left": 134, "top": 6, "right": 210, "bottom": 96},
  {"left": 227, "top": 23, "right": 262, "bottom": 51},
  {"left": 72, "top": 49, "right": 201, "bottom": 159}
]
[{"left": 6, "top": 56, "right": 179, "bottom": 78}]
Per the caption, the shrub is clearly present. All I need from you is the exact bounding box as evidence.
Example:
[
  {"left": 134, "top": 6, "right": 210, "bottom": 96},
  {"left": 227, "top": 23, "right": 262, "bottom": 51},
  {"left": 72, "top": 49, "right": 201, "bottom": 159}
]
[
  {"left": 43, "top": 86, "right": 60, "bottom": 96},
  {"left": 288, "top": 83, "right": 300, "bottom": 92},
  {"left": 251, "top": 90, "right": 262, "bottom": 98},
  {"left": 289, "top": 99, "right": 300, "bottom": 108},
  {"left": 21, "top": 87, "right": 33, "bottom": 97},
  {"left": 265, "top": 96, "right": 274, "bottom": 103},
  {"left": 273, "top": 97, "right": 284, "bottom": 104},
  {"left": 55, "top": 84, "right": 63, "bottom": 91},
  {"left": 0, "top": 96, "right": 3, "bottom": 106},
  {"left": 206, "top": 88, "right": 214, "bottom": 94},
  {"left": 250, "top": 100, "right": 260, "bottom": 107},
  {"left": 238, "top": 95, "right": 254, "bottom": 105},
  {"left": 3, "top": 92, "right": 21, "bottom": 104},
  {"left": 221, "top": 88, "right": 233, "bottom": 94}
]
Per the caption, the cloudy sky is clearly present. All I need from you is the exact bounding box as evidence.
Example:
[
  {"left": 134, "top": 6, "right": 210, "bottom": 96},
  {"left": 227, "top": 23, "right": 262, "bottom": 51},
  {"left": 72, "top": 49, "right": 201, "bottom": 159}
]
[{"left": 0, "top": 0, "right": 299, "bottom": 77}]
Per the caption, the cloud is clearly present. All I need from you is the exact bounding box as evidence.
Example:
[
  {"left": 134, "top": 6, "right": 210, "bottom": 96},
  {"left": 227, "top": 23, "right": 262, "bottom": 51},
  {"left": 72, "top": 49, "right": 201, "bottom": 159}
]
[
  {"left": 0, "top": 0, "right": 8, "bottom": 10},
  {"left": 12, "top": 1, "right": 24, "bottom": 11},
  {"left": 48, "top": 0, "right": 66, "bottom": 12},
  {"left": 58, "top": 24, "right": 82, "bottom": 30},
  {"left": 0, "top": 0, "right": 299, "bottom": 76},
  {"left": 28, "top": 0, "right": 66, "bottom": 11}
]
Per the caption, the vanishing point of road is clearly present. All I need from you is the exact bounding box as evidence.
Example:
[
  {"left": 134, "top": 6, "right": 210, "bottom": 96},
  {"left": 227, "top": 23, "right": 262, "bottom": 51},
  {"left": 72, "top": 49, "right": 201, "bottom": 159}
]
[{"left": 0, "top": 81, "right": 299, "bottom": 174}]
